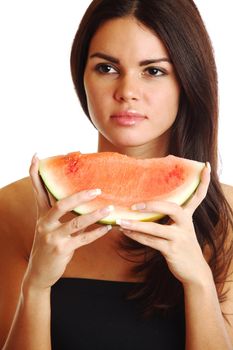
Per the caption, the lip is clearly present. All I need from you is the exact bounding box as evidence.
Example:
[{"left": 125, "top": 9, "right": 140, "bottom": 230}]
[{"left": 111, "top": 111, "right": 147, "bottom": 126}]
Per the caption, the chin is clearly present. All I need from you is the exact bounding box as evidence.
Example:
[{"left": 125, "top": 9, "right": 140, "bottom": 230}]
[{"left": 112, "top": 138, "right": 150, "bottom": 148}]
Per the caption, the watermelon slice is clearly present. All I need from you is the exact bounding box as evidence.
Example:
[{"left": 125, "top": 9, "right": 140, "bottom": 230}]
[{"left": 39, "top": 152, "right": 205, "bottom": 224}]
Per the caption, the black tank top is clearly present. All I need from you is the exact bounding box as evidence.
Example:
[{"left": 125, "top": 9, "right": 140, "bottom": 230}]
[{"left": 51, "top": 278, "right": 185, "bottom": 349}]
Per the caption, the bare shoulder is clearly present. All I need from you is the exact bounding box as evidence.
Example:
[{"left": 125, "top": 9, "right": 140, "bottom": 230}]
[
  {"left": 221, "top": 183, "right": 233, "bottom": 209},
  {"left": 0, "top": 177, "right": 37, "bottom": 251},
  {"left": 221, "top": 183, "right": 233, "bottom": 241},
  {"left": 219, "top": 183, "right": 233, "bottom": 335},
  {"left": 0, "top": 177, "right": 37, "bottom": 344}
]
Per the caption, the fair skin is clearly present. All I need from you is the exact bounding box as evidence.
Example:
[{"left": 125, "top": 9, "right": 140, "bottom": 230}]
[
  {"left": 84, "top": 17, "right": 180, "bottom": 158},
  {"left": 0, "top": 16, "right": 233, "bottom": 350}
]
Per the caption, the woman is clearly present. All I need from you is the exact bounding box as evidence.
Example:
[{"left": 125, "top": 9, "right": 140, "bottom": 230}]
[{"left": 1, "top": 0, "right": 233, "bottom": 349}]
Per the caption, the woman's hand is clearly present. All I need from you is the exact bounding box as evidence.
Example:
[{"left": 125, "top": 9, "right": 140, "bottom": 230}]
[
  {"left": 117, "top": 163, "right": 212, "bottom": 286},
  {"left": 24, "top": 155, "right": 113, "bottom": 291}
]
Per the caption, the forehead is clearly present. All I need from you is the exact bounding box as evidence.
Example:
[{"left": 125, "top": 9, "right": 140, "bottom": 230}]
[{"left": 88, "top": 17, "right": 169, "bottom": 59}]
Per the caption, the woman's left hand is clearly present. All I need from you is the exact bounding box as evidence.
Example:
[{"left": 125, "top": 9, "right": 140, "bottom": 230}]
[{"left": 117, "top": 163, "right": 212, "bottom": 286}]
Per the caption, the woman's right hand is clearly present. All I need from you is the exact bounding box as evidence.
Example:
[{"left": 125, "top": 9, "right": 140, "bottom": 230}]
[{"left": 23, "top": 154, "right": 113, "bottom": 291}]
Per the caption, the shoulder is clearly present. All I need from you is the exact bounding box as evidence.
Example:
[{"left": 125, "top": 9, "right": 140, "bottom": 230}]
[
  {"left": 221, "top": 183, "right": 233, "bottom": 209},
  {"left": 0, "top": 176, "right": 36, "bottom": 210},
  {"left": 218, "top": 184, "right": 233, "bottom": 332},
  {"left": 220, "top": 183, "right": 233, "bottom": 242},
  {"left": 0, "top": 177, "right": 37, "bottom": 253},
  {"left": 0, "top": 178, "right": 37, "bottom": 345}
]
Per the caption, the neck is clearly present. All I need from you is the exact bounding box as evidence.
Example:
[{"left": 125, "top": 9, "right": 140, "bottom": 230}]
[{"left": 97, "top": 133, "right": 170, "bottom": 159}]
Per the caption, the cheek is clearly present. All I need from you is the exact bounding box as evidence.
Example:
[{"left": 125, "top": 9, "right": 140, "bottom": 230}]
[
  {"left": 153, "top": 83, "right": 180, "bottom": 116},
  {"left": 84, "top": 76, "right": 107, "bottom": 113},
  {"left": 84, "top": 79, "right": 107, "bottom": 128},
  {"left": 87, "top": 94, "right": 107, "bottom": 125},
  {"left": 84, "top": 78, "right": 99, "bottom": 114},
  {"left": 85, "top": 87, "right": 115, "bottom": 130}
]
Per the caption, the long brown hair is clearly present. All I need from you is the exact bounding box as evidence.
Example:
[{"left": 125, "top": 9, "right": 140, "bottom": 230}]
[{"left": 70, "top": 0, "right": 233, "bottom": 315}]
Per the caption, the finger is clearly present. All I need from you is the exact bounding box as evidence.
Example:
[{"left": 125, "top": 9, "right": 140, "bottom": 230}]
[
  {"left": 131, "top": 201, "right": 187, "bottom": 226},
  {"left": 121, "top": 229, "right": 169, "bottom": 254},
  {"left": 184, "top": 162, "right": 211, "bottom": 214},
  {"left": 116, "top": 219, "right": 172, "bottom": 239},
  {"left": 44, "top": 188, "right": 103, "bottom": 228},
  {"left": 29, "top": 154, "right": 51, "bottom": 216},
  {"left": 57, "top": 204, "right": 114, "bottom": 236},
  {"left": 70, "top": 224, "right": 112, "bottom": 250}
]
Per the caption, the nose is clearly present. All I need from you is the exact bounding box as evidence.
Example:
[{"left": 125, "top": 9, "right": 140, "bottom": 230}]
[{"left": 114, "top": 74, "right": 140, "bottom": 102}]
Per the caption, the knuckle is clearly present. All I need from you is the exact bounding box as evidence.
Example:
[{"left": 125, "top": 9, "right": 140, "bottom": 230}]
[
  {"left": 37, "top": 225, "right": 44, "bottom": 235},
  {"left": 42, "top": 233, "right": 53, "bottom": 245},
  {"left": 71, "top": 217, "right": 82, "bottom": 231},
  {"left": 80, "top": 234, "right": 87, "bottom": 242},
  {"left": 53, "top": 242, "right": 65, "bottom": 255},
  {"left": 36, "top": 219, "right": 46, "bottom": 235},
  {"left": 41, "top": 232, "right": 53, "bottom": 245},
  {"left": 42, "top": 233, "right": 64, "bottom": 255},
  {"left": 79, "top": 234, "right": 89, "bottom": 245}
]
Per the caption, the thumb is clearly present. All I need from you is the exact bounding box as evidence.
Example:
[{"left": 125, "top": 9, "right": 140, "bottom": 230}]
[{"left": 29, "top": 154, "right": 51, "bottom": 216}]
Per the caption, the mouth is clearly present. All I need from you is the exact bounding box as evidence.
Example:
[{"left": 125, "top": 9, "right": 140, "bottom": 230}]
[{"left": 110, "top": 111, "right": 147, "bottom": 126}]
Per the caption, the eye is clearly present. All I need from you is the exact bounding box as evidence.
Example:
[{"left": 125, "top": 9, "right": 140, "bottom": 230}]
[
  {"left": 144, "top": 67, "right": 165, "bottom": 77},
  {"left": 95, "top": 63, "right": 118, "bottom": 74}
]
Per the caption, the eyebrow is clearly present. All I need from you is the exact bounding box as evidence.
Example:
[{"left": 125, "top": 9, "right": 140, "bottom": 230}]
[{"left": 89, "top": 52, "right": 172, "bottom": 65}]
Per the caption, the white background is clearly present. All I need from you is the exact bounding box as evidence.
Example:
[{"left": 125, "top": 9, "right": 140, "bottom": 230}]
[{"left": 0, "top": 1, "right": 232, "bottom": 188}]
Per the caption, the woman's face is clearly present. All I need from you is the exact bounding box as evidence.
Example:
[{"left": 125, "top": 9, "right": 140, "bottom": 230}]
[{"left": 84, "top": 17, "right": 180, "bottom": 156}]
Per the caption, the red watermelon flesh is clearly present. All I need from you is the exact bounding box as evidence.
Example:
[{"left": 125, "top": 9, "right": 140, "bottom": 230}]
[{"left": 39, "top": 152, "right": 205, "bottom": 224}]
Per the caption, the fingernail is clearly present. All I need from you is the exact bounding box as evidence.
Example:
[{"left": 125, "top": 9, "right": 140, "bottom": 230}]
[
  {"left": 100, "top": 224, "right": 112, "bottom": 233},
  {"left": 205, "top": 162, "right": 211, "bottom": 172},
  {"left": 116, "top": 219, "right": 132, "bottom": 227},
  {"left": 88, "top": 189, "right": 102, "bottom": 197},
  {"left": 106, "top": 225, "right": 112, "bottom": 232},
  {"left": 100, "top": 205, "right": 114, "bottom": 215},
  {"left": 32, "top": 153, "right": 38, "bottom": 163},
  {"left": 131, "top": 203, "right": 146, "bottom": 210}
]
